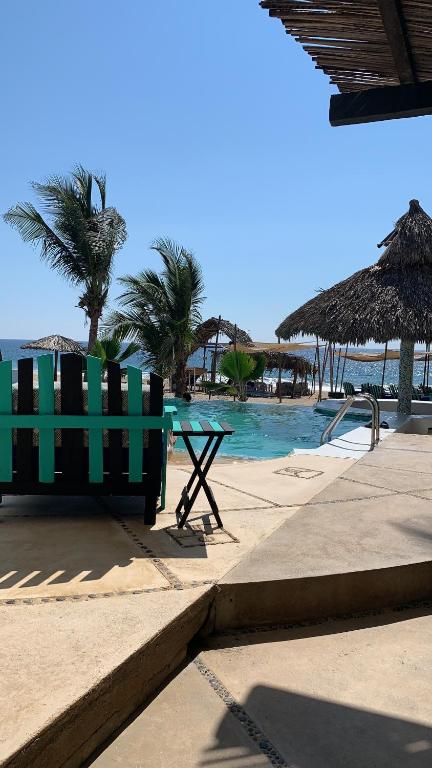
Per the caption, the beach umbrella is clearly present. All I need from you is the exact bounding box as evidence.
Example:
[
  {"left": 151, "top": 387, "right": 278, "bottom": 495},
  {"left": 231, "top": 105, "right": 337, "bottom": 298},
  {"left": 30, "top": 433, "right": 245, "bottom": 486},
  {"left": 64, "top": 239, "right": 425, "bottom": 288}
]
[
  {"left": 21, "top": 335, "right": 84, "bottom": 380},
  {"left": 276, "top": 200, "right": 432, "bottom": 415}
]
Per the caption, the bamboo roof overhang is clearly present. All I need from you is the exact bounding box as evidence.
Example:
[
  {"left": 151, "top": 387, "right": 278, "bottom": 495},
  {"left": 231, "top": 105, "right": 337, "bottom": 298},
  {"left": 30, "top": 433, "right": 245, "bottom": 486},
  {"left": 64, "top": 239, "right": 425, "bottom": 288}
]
[
  {"left": 335, "top": 349, "right": 432, "bottom": 362},
  {"left": 235, "top": 341, "right": 316, "bottom": 353},
  {"left": 276, "top": 200, "right": 432, "bottom": 345},
  {"left": 193, "top": 318, "right": 252, "bottom": 351},
  {"left": 260, "top": 1, "right": 432, "bottom": 125}
]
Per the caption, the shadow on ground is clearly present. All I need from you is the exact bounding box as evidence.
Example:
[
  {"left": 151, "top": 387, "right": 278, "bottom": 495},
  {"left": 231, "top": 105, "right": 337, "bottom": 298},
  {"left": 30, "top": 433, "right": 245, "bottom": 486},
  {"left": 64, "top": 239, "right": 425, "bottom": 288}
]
[{"left": 206, "top": 684, "right": 432, "bottom": 768}]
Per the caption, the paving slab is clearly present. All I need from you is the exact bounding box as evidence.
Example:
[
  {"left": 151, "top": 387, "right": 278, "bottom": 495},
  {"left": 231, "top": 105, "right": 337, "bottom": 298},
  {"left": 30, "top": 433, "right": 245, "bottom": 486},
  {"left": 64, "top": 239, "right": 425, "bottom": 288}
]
[
  {"left": 91, "top": 662, "right": 271, "bottom": 768},
  {"left": 215, "top": 434, "right": 432, "bottom": 629},
  {"left": 314, "top": 475, "right": 393, "bottom": 503},
  {"left": 201, "top": 609, "right": 432, "bottom": 768},
  {"left": 120, "top": 505, "right": 297, "bottom": 584},
  {"left": 361, "top": 445, "right": 432, "bottom": 473},
  {"left": 0, "top": 586, "right": 213, "bottom": 768},
  {"left": 220, "top": 492, "right": 432, "bottom": 582},
  {"left": 205, "top": 453, "right": 354, "bottom": 507},
  {"left": 343, "top": 462, "right": 432, "bottom": 493},
  {"left": 164, "top": 466, "right": 272, "bottom": 511},
  {"left": 0, "top": 498, "right": 168, "bottom": 601},
  {"left": 377, "top": 432, "right": 432, "bottom": 452}
]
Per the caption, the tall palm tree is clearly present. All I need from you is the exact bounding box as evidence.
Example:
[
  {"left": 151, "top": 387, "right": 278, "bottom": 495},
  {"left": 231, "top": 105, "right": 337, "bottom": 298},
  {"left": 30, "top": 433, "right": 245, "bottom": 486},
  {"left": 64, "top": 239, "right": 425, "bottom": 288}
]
[
  {"left": 4, "top": 165, "right": 127, "bottom": 350},
  {"left": 105, "top": 238, "right": 205, "bottom": 395}
]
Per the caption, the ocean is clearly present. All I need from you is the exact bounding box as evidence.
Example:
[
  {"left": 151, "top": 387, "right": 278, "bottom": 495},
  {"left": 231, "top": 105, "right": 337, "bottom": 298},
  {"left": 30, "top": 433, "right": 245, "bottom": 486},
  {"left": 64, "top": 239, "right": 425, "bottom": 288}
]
[{"left": 0, "top": 339, "right": 429, "bottom": 388}]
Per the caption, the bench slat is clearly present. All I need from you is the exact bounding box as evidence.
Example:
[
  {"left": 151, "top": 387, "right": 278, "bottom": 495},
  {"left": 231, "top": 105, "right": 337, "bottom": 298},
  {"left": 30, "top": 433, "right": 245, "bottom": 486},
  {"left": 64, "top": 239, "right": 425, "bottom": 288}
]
[
  {"left": 87, "top": 356, "right": 103, "bottom": 484},
  {"left": 147, "top": 372, "right": 163, "bottom": 524},
  {"left": 0, "top": 361, "right": 12, "bottom": 482},
  {"left": 128, "top": 366, "right": 143, "bottom": 483},
  {"left": 107, "top": 361, "right": 123, "bottom": 482},
  {"left": 17, "top": 357, "right": 34, "bottom": 483},
  {"left": 38, "top": 355, "right": 55, "bottom": 483},
  {"left": 61, "top": 354, "right": 85, "bottom": 482}
]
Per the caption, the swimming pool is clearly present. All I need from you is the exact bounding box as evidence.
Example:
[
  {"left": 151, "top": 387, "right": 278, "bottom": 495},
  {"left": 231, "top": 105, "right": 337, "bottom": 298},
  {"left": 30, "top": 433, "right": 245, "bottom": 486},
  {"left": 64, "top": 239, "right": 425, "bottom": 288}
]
[{"left": 165, "top": 399, "right": 368, "bottom": 460}]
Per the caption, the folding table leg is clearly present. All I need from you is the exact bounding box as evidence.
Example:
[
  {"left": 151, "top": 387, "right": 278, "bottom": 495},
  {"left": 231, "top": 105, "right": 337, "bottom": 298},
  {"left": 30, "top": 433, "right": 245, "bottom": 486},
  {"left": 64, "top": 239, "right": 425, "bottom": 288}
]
[
  {"left": 177, "top": 435, "right": 224, "bottom": 529},
  {"left": 174, "top": 436, "right": 213, "bottom": 517}
]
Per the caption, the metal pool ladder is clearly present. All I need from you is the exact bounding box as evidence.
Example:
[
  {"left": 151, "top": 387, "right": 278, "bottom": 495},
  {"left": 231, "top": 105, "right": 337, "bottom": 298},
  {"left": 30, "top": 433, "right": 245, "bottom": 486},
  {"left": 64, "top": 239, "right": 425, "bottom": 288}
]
[{"left": 320, "top": 393, "right": 380, "bottom": 451}]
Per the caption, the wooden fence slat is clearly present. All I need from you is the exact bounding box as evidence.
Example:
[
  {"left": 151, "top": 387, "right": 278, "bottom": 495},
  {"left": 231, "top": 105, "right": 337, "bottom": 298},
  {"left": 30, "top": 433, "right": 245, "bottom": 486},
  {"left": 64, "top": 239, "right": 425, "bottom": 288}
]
[
  {"left": 38, "top": 355, "right": 55, "bottom": 483},
  {"left": 107, "top": 361, "right": 123, "bottom": 482},
  {"left": 146, "top": 373, "right": 163, "bottom": 524},
  {"left": 0, "top": 361, "right": 12, "bottom": 482},
  {"left": 61, "top": 354, "right": 85, "bottom": 482},
  {"left": 127, "top": 366, "right": 143, "bottom": 483},
  {"left": 87, "top": 356, "right": 103, "bottom": 484},
  {"left": 16, "top": 358, "right": 34, "bottom": 482}
]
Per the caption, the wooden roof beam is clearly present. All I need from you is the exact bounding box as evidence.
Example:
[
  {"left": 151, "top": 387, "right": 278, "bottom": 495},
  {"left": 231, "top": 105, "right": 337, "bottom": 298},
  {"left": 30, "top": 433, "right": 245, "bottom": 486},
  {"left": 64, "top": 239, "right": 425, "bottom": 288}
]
[
  {"left": 376, "top": 0, "right": 417, "bottom": 84},
  {"left": 330, "top": 79, "right": 432, "bottom": 126}
]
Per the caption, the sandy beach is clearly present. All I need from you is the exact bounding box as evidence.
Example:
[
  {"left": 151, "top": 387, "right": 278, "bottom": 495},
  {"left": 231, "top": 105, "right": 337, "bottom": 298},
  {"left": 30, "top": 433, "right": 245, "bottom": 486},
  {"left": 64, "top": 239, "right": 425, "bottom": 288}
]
[{"left": 170, "top": 390, "right": 321, "bottom": 407}]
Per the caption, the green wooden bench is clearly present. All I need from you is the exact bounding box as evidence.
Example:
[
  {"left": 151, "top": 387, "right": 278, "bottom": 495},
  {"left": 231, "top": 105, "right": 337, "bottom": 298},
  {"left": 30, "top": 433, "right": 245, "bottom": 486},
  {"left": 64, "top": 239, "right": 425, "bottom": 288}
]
[{"left": 0, "top": 353, "right": 173, "bottom": 524}]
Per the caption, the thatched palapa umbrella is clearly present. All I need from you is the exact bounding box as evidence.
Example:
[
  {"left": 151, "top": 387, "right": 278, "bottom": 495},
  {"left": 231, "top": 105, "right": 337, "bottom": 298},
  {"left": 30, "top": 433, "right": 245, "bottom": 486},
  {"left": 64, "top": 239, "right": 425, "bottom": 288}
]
[
  {"left": 276, "top": 200, "right": 432, "bottom": 415},
  {"left": 21, "top": 335, "right": 84, "bottom": 380}
]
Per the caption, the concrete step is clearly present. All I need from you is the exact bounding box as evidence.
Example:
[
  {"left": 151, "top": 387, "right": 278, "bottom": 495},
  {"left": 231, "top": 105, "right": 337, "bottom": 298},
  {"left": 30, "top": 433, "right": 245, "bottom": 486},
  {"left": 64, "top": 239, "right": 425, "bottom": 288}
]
[
  {"left": 90, "top": 608, "right": 432, "bottom": 768},
  {"left": 0, "top": 587, "right": 213, "bottom": 768}
]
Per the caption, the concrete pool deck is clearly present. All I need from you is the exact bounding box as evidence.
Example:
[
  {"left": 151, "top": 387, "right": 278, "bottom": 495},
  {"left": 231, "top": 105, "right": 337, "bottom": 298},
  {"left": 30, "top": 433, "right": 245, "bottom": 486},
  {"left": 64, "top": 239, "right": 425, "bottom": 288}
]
[
  {"left": 2, "top": 434, "right": 432, "bottom": 766},
  {"left": 0, "top": 452, "right": 350, "bottom": 768}
]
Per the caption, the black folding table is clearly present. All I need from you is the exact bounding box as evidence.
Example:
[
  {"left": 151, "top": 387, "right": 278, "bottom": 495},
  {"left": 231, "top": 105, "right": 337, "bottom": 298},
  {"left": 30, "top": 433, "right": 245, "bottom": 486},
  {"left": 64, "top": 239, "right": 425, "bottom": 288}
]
[{"left": 172, "top": 418, "right": 234, "bottom": 528}]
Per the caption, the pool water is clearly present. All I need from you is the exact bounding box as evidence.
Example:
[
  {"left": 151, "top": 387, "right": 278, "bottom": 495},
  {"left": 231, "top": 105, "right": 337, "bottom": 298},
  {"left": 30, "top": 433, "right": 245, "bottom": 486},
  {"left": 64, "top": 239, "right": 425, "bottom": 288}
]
[{"left": 165, "top": 399, "right": 368, "bottom": 460}]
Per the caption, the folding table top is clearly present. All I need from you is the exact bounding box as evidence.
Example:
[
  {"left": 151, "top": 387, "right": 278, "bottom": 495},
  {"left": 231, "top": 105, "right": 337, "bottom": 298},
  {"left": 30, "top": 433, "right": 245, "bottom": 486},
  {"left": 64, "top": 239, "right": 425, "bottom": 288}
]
[{"left": 171, "top": 419, "right": 234, "bottom": 437}]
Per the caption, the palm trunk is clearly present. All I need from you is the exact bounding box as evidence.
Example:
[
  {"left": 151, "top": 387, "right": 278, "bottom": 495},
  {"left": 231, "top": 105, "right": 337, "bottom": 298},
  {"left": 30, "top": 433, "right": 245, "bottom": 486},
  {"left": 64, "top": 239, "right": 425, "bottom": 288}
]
[
  {"left": 397, "top": 339, "right": 414, "bottom": 415},
  {"left": 174, "top": 358, "right": 187, "bottom": 397},
  {"left": 88, "top": 313, "right": 99, "bottom": 353}
]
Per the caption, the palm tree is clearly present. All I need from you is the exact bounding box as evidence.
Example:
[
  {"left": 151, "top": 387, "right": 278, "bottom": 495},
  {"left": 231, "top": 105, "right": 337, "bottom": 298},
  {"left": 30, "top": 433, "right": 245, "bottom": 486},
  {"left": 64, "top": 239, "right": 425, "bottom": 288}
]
[
  {"left": 90, "top": 332, "right": 140, "bottom": 374},
  {"left": 105, "top": 238, "right": 205, "bottom": 395},
  {"left": 219, "top": 351, "right": 266, "bottom": 401},
  {"left": 4, "top": 165, "right": 127, "bottom": 350}
]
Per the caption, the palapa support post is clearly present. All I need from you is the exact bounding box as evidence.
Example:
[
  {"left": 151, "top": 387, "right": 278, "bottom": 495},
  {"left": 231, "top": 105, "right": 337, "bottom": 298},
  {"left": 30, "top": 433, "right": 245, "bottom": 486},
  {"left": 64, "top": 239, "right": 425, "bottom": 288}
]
[
  {"left": 340, "top": 344, "right": 348, "bottom": 391},
  {"left": 277, "top": 336, "right": 282, "bottom": 403},
  {"left": 315, "top": 337, "right": 322, "bottom": 401},
  {"left": 398, "top": 339, "right": 415, "bottom": 415},
  {"left": 381, "top": 342, "right": 388, "bottom": 397},
  {"left": 211, "top": 314, "right": 222, "bottom": 384},
  {"left": 427, "top": 345, "right": 431, "bottom": 390}
]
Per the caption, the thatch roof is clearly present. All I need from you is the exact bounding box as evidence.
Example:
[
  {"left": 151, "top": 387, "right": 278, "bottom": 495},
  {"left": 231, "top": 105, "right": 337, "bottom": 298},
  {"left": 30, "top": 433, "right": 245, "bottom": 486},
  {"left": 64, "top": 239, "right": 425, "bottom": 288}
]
[
  {"left": 276, "top": 200, "right": 432, "bottom": 345},
  {"left": 263, "top": 352, "right": 314, "bottom": 375},
  {"left": 193, "top": 318, "right": 252, "bottom": 351},
  {"left": 260, "top": 1, "right": 432, "bottom": 94},
  {"left": 21, "top": 335, "right": 84, "bottom": 353}
]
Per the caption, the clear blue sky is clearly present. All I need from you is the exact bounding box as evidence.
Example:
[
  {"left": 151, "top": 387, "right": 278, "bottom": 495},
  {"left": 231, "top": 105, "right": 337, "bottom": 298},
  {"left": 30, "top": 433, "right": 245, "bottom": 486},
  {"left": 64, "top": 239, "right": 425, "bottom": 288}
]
[{"left": 1, "top": 0, "right": 432, "bottom": 342}]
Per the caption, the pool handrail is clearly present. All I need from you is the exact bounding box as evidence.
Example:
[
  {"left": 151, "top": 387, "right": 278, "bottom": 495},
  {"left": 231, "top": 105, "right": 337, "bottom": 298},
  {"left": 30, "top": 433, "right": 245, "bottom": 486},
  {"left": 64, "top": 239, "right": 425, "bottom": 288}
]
[{"left": 320, "top": 393, "right": 380, "bottom": 450}]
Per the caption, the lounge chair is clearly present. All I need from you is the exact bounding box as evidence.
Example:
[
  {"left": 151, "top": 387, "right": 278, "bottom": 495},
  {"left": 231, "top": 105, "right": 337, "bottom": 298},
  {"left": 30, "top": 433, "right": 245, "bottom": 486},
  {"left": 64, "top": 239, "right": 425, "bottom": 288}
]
[
  {"left": 0, "top": 353, "right": 172, "bottom": 524},
  {"left": 343, "top": 382, "right": 355, "bottom": 397},
  {"left": 370, "top": 384, "right": 383, "bottom": 400}
]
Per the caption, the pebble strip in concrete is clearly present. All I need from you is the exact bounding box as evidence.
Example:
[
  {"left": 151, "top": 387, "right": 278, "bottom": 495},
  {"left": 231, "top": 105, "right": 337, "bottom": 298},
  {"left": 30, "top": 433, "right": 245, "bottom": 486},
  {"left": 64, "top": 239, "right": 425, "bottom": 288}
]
[{"left": 193, "top": 656, "right": 290, "bottom": 768}]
